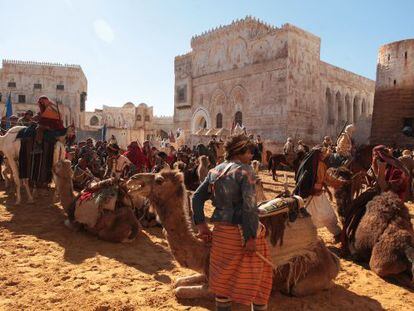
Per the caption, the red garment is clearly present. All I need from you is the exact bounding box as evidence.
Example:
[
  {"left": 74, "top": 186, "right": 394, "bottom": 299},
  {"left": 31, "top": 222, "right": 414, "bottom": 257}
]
[
  {"left": 123, "top": 145, "right": 146, "bottom": 172},
  {"left": 39, "top": 117, "right": 64, "bottom": 130}
]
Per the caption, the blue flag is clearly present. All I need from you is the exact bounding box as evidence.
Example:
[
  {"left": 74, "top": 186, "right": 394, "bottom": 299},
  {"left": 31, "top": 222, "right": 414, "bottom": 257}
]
[
  {"left": 101, "top": 123, "right": 107, "bottom": 141},
  {"left": 5, "top": 93, "right": 13, "bottom": 129}
]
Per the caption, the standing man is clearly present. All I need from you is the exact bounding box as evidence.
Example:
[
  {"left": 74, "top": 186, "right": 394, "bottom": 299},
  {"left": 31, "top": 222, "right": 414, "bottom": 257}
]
[
  {"left": 284, "top": 137, "right": 295, "bottom": 166},
  {"left": 336, "top": 124, "right": 356, "bottom": 162}
]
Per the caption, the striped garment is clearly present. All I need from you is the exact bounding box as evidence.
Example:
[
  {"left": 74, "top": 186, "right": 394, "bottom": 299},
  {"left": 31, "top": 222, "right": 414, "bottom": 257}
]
[{"left": 209, "top": 224, "right": 273, "bottom": 306}]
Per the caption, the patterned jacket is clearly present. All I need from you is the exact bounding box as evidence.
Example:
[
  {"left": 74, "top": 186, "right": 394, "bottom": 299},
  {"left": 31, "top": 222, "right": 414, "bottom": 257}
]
[{"left": 192, "top": 161, "right": 258, "bottom": 241}]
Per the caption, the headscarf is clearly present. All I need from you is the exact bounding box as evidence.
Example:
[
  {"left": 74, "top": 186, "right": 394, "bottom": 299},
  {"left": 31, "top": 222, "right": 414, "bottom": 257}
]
[
  {"left": 123, "top": 142, "right": 146, "bottom": 171},
  {"left": 372, "top": 145, "right": 409, "bottom": 200}
]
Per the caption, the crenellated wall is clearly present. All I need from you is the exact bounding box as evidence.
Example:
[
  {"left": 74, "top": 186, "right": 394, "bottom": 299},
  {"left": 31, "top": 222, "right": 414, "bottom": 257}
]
[
  {"left": 0, "top": 59, "right": 87, "bottom": 128},
  {"left": 174, "top": 16, "right": 375, "bottom": 144}
]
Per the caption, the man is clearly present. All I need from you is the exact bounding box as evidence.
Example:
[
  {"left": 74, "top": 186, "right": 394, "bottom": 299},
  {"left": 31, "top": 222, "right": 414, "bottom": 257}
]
[
  {"left": 283, "top": 137, "right": 295, "bottom": 165},
  {"left": 152, "top": 151, "right": 171, "bottom": 173},
  {"left": 79, "top": 138, "right": 95, "bottom": 165},
  {"left": 105, "top": 143, "right": 131, "bottom": 178},
  {"left": 372, "top": 145, "right": 410, "bottom": 201},
  {"left": 296, "top": 140, "right": 309, "bottom": 153},
  {"left": 336, "top": 124, "right": 356, "bottom": 161},
  {"left": 35, "top": 96, "right": 64, "bottom": 148},
  {"left": 295, "top": 147, "right": 341, "bottom": 241},
  {"left": 208, "top": 135, "right": 218, "bottom": 166},
  {"left": 17, "top": 110, "right": 34, "bottom": 126},
  {"left": 398, "top": 149, "right": 414, "bottom": 200},
  {"left": 73, "top": 157, "right": 97, "bottom": 191},
  {"left": 322, "top": 136, "right": 333, "bottom": 149}
]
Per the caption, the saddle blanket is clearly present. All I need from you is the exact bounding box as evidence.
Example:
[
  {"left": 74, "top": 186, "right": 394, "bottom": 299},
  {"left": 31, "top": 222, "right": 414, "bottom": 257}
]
[{"left": 258, "top": 196, "right": 304, "bottom": 218}]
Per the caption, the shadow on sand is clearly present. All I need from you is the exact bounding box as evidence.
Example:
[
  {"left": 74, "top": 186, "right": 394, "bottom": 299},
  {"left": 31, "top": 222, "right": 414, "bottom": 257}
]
[
  {"left": 0, "top": 188, "right": 175, "bottom": 275},
  {"left": 177, "top": 284, "right": 385, "bottom": 311}
]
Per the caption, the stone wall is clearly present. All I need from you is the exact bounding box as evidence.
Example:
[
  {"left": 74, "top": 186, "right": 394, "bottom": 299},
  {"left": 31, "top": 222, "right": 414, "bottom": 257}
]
[
  {"left": 371, "top": 39, "right": 414, "bottom": 146},
  {"left": 174, "top": 16, "right": 375, "bottom": 145},
  {"left": 0, "top": 60, "right": 87, "bottom": 128}
]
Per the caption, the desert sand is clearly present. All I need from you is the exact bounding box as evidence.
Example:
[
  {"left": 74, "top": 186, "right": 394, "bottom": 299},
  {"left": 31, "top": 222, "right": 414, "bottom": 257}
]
[{"left": 0, "top": 171, "right": 413, "bottom": 311}]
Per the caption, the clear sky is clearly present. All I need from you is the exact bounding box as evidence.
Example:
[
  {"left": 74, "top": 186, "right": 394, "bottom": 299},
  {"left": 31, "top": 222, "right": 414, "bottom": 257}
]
[{"left": 0, "top": 0, "right": 413, "bottom": 116}]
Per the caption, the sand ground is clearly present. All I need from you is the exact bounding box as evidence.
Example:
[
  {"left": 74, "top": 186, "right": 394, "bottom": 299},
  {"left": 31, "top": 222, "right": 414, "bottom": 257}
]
[{"left": 0, "top": 171, "right": 413, "bottom": 310}]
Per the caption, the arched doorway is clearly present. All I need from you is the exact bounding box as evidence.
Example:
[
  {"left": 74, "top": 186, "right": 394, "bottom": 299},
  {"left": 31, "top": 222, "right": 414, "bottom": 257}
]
[
  {"left": 191, "top": 107, "right": 211, "bottom": 133},
  {"left": 90, "top": 115, "right": 99, "bottom": 126},
  {"left": 216, "top": 113, "right": 223, "bottom": 128}
]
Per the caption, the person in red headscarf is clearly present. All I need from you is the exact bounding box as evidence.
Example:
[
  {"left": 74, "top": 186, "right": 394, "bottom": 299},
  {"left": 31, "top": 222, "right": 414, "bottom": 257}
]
[
  {"left": 371, "top": 145, "right": 410, "bottom": 201},
  {"left": 35, "top": 96, "right": 64, "bottom": 146},
  {"left": 123, "top": 141, "right": 146, "bottom": 173}
]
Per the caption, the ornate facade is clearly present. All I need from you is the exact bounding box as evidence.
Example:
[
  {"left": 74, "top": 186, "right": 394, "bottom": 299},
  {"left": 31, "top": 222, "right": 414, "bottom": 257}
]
[
  {"left": 83, "top": 102, "right": 173, "bottom": 148},
  {"left": 174, "top": 16, "right": 375, "bottom": 143},
  {"left": 0, "top": 60, "right": 87, "bottom": 128}
]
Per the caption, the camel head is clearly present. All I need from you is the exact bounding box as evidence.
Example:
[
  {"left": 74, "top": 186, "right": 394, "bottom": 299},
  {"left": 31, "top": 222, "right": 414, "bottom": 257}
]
[
  {"left": 53, "top": 159, "right": 73, "bottom": 179},
  {"left": 127, "top": 170, "right": 186, "bottom": 222},
  {"left": 198, "top": 155, "right": 209, "bottom": 167}
]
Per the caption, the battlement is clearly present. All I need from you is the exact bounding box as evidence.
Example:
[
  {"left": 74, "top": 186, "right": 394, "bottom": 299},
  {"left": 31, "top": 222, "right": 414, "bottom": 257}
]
[
  {"left": 191, "top": 15, "right": 277, "bottom": 46},
  {"left": 2, "top": 59, "right": 82, "bottom": 69}
]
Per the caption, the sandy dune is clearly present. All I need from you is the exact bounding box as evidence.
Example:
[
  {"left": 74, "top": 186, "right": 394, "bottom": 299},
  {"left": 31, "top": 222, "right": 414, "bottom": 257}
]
[{"left": 0, "top": 171, "right": 413, "bottom": 310}]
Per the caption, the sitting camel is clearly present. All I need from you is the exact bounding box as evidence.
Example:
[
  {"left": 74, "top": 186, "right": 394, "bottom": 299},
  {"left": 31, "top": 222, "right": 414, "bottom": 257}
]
[
  {"left": 53, "top": 160, "right": 142, "bottom": 243},
  {"left": 127, "top": 170, "right": 340, "bottom": 298},
  {"left": 331, "top": 167, "right": 414, "bottom": 287}
]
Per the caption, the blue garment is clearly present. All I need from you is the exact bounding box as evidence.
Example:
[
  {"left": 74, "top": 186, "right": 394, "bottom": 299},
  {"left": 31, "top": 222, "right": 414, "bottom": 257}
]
[
  {"left": 5, "top": 93, "right": 13, "bottom": 129},
  {"left": 192, "top": 161, "right": 258, "bottom": 241}
]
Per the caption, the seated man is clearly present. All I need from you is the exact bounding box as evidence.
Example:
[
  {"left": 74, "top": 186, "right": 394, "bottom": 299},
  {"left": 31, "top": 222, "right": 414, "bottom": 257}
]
[
  {"left": 73, "top": 158, "right": 96, "bottom": 191},
  {"left": 35, "top": 96, "right": 64, "bottom": 151},
  {"left": 152, "top": 151, "right": 171, "bottom": 173},
  {"left": 105, "top": 143, "right": 131, "bottom": 178},
  {"left": 336, "top": 124, "right": 356, "bottom": 163}
]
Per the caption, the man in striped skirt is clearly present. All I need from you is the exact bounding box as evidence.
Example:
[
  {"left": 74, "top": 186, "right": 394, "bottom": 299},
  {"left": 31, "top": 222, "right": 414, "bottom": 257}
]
[{"left": 192, "top": 134, "right": 273, "bottom": 311}]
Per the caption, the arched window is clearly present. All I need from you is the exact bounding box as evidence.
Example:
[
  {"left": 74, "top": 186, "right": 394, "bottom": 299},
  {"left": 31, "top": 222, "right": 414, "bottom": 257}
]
[
  {"left": 235, "top": 111, "right": 242, "bottom": 126},
  {"left": 216, "top": 113, "right": 223, "bottom": 128},
  {"left": 336, "top": 91, "right": 343, "bottom": 125},
  {"left": 361, "top": 99, "right": 367, "bottom": 116},
  {"left": 136, "top": 114, "right": 142, "bottom": 121},
  {"left": 145, "top": 115, "right": 150, "bottom": 122},
  {"left": 90, "top": 115, "right": 99, "bottom": 126}
]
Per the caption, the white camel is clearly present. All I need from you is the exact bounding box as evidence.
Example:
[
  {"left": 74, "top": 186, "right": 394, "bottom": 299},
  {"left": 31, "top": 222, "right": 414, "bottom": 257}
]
[{"left": 0, "top": 125, "right": 73, "bottom": 205}]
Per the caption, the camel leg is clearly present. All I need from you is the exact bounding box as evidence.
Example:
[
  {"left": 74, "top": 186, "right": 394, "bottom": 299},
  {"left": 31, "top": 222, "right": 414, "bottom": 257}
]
[
  {"left": 8, "top": 158, "right": 21, "bottom": 204},
  {"left": 174, "top": 283, "right": 212, "bottom": 299},
  {"left": 22, "top": 178, "right": 34, "bottom": 203},
  {"left": 174, "top": 274, "right": 207, "bottom": 288}
]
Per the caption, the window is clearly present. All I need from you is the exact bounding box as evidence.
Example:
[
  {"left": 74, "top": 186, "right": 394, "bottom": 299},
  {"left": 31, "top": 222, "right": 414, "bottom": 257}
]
[
  {"left": 8, "top": 82, "right": 16, "bottom": 88},
  {"left": 90, "top": 116, "right": 99, "bottom": 126},
  {"left": 177, "top": 85, "right": 187, "bottom": 103},
  {"left": 80, "top": 92, "right": 86, "bottom": 112},
  {"left": 387, "top": 54, "right": 390, "bottom": 61},
  {"left": 235, "top": 111, "right": 242, "bottom": 126},
  {"left": 34, "top": 83, "right": 42, "bottom": 89},
  {"left": 394, "top": 79, "right": 397, "bottom": 86},
  {"left": 405, "top": 51, "right": 408, "bottom": 59},
  {"left": 0, "top": 93, "right": 2, "bottom": 102},
  {"left": 402, "top": 118, "right": 414, "bottom": 136},
  {"left": 136, "top": 114, "right": 142, "bottom": 121},
  {"left": 216, "top": 113, "right": 223, "bottom": 128},
  {"left": 145, "top": 115, "right": 150, "bottom": 122},
  {"left": 56, "top": 84, "right": 64, "bottom": 90},
  {"left": 18, "top": 95, "right": 26, "bottom": 103}
]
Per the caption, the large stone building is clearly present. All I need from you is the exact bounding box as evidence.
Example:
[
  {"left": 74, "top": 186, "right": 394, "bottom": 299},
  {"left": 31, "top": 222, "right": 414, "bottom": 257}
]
[
  {"left": 0, "top": 59, "right": 87, "bottom": 128},
  {"left": 174, "top": 16, "right": 375, "bottom": 143},
  {"left": 371, "top": 39, "right": 414, "bottom": 146},
  {"left": 83, "top": 102, "right": 173, "bottom": 149}
]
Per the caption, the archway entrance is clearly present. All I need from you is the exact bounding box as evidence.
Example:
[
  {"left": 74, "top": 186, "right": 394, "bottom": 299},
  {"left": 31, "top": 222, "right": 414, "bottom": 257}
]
[{"left": 191, "top": 107, "right": 211, "bottom": 133}]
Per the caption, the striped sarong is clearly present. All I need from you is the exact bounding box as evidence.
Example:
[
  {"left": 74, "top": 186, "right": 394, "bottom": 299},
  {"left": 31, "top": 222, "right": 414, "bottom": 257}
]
[{"left": 209, "top": 224, "right": 273, "bottom": 306}]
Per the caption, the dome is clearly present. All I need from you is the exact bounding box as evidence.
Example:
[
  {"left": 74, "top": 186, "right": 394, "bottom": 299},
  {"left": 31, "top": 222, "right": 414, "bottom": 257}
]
[
  {"left": 123, "top": 102, "right": 135, "bottom": 108},
  {"left": 138, "top": 102, "right": 147, "bottom": 108}
]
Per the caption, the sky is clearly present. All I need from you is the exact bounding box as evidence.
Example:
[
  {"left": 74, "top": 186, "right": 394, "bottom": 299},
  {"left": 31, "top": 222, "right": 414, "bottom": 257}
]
[{"left": 0, "top": 0, "right": 413, "bottom": 116}]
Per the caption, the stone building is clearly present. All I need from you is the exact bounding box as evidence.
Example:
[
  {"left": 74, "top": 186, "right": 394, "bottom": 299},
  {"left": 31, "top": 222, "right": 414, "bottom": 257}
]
[
  {"left": 83, "top": 102, "right": 173, "bottom": 149},
  {"left": 0, "top": 60, "right": 87, "bottom": 128},
  {"left": 371, "top": 39, "right": 414, "bottom": 146},
  {"left": 174, "top": 16, "right": 375, "bottom": 144}
]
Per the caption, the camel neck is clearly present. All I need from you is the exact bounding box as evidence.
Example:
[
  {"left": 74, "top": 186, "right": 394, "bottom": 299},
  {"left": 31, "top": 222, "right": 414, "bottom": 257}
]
[
  {"left": 155, "top": 193, "right": 208, "bottom": 273},
  {"left": 58, "top": 177, "right": 75, "bottom": 210}
]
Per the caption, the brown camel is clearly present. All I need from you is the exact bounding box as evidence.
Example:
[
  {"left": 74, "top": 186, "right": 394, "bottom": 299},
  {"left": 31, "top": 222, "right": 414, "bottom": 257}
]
[
  {"left": 331, "top": 167, "right": 414, "bottom": 287},
  {"left": 53, "top": 160, "right": 141, "bottom": 243},
  {"left": 128, "top": 170, "right": 340, "bottom": 298}
]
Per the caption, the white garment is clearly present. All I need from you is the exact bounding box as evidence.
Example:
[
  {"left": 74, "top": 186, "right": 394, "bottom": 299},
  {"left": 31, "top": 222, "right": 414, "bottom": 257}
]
[
  {"left": 53, "top": 141, "right": 66, "bottom": 166},
  {"left": 306, "top": 192, "right": 341, "bottom": 235},
  {"left": 110, "top": 155, "right": 131, "bottom": 178}
]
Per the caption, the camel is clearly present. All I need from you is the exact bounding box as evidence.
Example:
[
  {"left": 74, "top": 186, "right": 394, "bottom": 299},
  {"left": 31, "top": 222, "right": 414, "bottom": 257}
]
[
  {"left": 53, "top": 160, "right": 142, "bottom": 243},
  {"left": 331, "top": 167, "right": 414, "bottom": 287},
  {"left": 128, "top": 170, "right": 340, "bottom": 298},
  {"left": 0, "top": 125, "right": 74, "bottom": 205}
]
